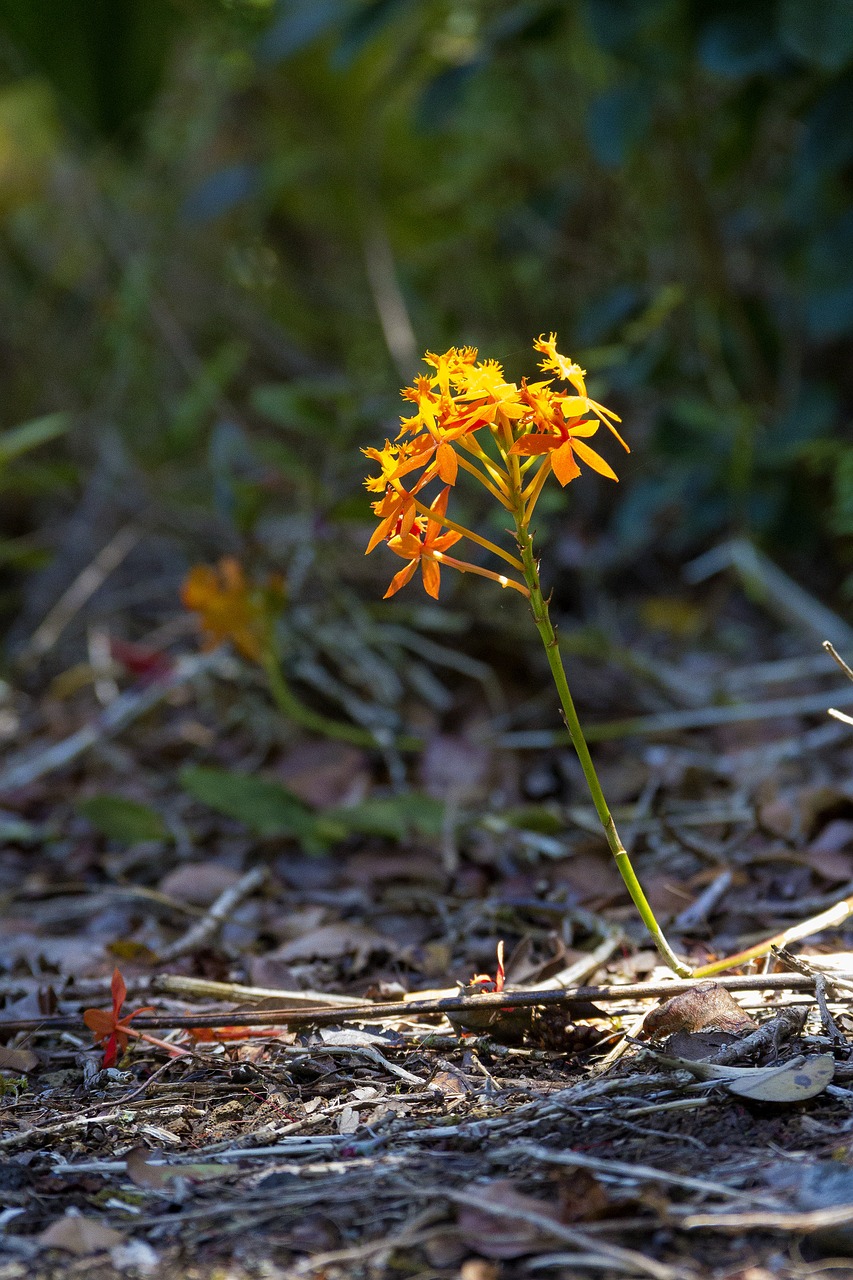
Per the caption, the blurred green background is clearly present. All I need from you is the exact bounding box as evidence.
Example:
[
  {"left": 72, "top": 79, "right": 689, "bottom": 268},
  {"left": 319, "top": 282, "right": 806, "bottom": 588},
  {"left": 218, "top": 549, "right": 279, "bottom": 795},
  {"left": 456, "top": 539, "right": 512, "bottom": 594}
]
[{"left": 0, "top": 0, "right": 851, "bottom": 642}]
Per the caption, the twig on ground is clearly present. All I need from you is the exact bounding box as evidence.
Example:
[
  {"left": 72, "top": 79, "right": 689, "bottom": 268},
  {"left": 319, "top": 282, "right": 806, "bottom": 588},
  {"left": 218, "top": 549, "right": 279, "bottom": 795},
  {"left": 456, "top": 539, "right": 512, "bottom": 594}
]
[
  {"left": 675, "top": 870, "right": 733, "bottom": 932},
  {"left": 418, "top": 1182, "right": 687, "bottom": 1280},
  {"left": 684, "top": 537, "right": 853, "bottom": 649},
  {"left": 155, "top": 866, "right": 268, "bottom": 963},
  {"left": 0, "top": 650, "right": 223, "bottom": 795},
  {"left": 771, "top": 946, "right": 848, "bottom": 1050},
  {"left": 498, "top": 1141, "right": 779, "bottom": 1207},
  {"left": 706, "top": 1006, "right": 807, "bottom": 1065},
  {"left": 19, "top": 524, "right": 142, "bottom": 665},
  {"left": 0, "top": 973, "right": 822, "bottom": 1035}
]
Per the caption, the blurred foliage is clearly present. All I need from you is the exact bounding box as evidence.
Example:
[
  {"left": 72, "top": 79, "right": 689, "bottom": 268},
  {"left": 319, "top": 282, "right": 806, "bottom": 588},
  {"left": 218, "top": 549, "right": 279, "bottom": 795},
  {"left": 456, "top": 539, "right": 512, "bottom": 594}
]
[{"left": 0, "top": 0, "right": 851, "bottom": 624}]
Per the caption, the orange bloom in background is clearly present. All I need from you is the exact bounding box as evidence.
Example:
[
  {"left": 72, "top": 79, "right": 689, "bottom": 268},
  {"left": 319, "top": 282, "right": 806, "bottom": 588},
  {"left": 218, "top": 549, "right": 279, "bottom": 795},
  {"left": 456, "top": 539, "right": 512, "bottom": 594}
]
[
  {"left": 83, "top": 969, "right": 153, "bottom": 1068},
  {"left": 383, "top": 487, "right": 461, "bottom": 599},
  {"left": 181, "top": 557, "right": 283, "bottom": 663}
]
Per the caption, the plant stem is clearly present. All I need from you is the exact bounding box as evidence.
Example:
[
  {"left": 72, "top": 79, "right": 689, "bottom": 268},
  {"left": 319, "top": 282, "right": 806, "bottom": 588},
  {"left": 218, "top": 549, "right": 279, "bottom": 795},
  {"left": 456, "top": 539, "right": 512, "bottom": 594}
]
[
  {"left": 513, "top": 518, "right": 692, "bottom": 977},
  {"left": 262, "top": 650, "right": 421, "bottom": 752}
]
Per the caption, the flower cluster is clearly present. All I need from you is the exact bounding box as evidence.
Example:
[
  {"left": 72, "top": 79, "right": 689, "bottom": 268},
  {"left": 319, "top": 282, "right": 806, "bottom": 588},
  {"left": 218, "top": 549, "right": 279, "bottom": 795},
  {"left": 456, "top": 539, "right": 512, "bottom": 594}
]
[
  {"left": 363, "top": 334, "right": 627, "bottom": 600},
  {"left": 181, "top": 557, "right": 284, "bottom": 663}
]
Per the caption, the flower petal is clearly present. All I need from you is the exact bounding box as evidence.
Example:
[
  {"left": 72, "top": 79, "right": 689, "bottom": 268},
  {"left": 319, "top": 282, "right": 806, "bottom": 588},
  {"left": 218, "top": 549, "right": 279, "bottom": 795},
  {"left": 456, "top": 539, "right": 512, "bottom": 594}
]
[
  {"left": 110, "top": 968, "right": 127, "bottom": 1016},
  {"left": 436, "top": 441, "right": 458, "bottom": 485},
  {"left": 551, "top": 440, "right": 582, "bottom": 486},
  {"left": 509, "top": 434, "right": 560, "bottom": 456},
  {"left": 383, "top": 561, "right": 418, "bottom": 598},
  {"left": 421, "top": 556, "right": 441, "bottom": 599},
  {"left": 572, "top": 438, "right": 619, "bottom": 480}
]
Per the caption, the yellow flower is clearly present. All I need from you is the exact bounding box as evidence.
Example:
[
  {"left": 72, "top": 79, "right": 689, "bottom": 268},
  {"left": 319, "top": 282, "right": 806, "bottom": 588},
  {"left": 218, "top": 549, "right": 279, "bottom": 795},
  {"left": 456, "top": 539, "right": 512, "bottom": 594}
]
[
  {"left": 181, "top": 557, "right": 282, "bottom": 663},
  {"left": 533, "top": 332, "right": 629, "bottom": 450}
]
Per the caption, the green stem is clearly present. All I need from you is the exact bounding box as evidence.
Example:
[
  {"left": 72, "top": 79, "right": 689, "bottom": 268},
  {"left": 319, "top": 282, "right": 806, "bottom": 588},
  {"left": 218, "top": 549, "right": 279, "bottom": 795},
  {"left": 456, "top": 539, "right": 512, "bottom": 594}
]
[
  {"left": 262, "top": 650, "right": 421, "bottom": 752},
  {"left": 513, "top": 518, "right": 691, "bottom": 977}
]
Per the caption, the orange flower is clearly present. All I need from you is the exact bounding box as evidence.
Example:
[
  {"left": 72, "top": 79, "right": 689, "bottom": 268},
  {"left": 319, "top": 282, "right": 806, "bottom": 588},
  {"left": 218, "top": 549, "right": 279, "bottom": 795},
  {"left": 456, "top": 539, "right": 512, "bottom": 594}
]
[
  {"left": 83, "top": 969, "right": 153, "bottom": 1068},
  {"left": 181, "top": 557, "right": 283, "bottom": 663},
  {"left": 383, "top": 487, "right": 462, "bottom": 599}
]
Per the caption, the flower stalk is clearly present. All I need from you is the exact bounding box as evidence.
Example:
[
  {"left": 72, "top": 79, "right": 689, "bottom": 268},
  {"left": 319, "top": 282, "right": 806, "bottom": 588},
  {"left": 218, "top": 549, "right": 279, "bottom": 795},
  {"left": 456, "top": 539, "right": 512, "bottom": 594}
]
[{"left": 362, "top": 335, "right": 693, "bottom": 975}]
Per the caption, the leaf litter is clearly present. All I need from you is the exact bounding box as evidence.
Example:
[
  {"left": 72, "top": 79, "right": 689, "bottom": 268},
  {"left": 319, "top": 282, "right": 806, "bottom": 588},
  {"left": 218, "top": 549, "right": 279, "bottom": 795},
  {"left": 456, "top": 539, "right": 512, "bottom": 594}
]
[{"left": 5, "top": 552, "right": 853, "bottom": 1278}]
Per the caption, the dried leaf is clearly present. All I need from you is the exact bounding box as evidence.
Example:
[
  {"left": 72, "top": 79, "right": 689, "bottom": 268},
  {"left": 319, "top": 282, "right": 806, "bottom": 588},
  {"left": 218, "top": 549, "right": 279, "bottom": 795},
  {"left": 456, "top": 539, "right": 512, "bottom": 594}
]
[
  {"left": 159, "top": 862, "right": 242, "bottom": 907},
  {"left": 725, "top": 1054, "right": 835, "bottom": 1103},
  {"left": 641, "top": 982, "right": 757, "bottom": 1041},
  {"left": 275, "top": 923, "right": 396, "bottom": 970},
  {"left": 126, "top": 1147, "right": 230, "bottom": 1187},
  {"left": 0, "top": 1045, "right": 39, "bottom": 1072},
  {"left": 39, "top": 1214, "right": 125, "bottom": 1255},
  {"left": 457, "top": 1179, "right": 562, "bottom": 1259}
]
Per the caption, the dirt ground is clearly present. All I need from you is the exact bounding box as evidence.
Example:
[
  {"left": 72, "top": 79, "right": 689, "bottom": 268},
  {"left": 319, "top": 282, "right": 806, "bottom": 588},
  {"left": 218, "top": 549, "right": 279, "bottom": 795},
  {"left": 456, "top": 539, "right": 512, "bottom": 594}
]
[{"left": 3, "top": 555, "right": 853, "bottom": 1280}]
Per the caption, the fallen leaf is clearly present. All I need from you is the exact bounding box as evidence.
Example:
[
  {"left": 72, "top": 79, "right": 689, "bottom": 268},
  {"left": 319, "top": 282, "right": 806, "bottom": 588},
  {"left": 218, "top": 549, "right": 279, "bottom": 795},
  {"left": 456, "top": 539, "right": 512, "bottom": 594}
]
[
  {"left": 457, "top": 1179, "right": 563, "bottom": 1259},
  {"left": 276, "top": 742, "right": 370, "bottom": 809},
  {"left": 275, "top": 923, "right": 397, "bottom": 971},
  {"left": 420, "top": 733, "right": 490, "bottom": 802},
  {"left": 725, "top": 1054, "right": 835, "bottom": 1103},
  {"left": 641, "top": 982, "right": 757, "bottom": 1041},
  {"left": 39, "top": 1214, "right": 125, "bottom": 1255},
  {"left": 126, "top": 1147, "right": 231, "bottom": 1187},
  {"left": 0, "top": 1046, "right": 39, "bottom": 1072},
  {"left": 644, "top": 1047, "right": 835, "bottom": 1101},
  {"left": 159, "top": 862, "right": 242, "bottom": 907}
]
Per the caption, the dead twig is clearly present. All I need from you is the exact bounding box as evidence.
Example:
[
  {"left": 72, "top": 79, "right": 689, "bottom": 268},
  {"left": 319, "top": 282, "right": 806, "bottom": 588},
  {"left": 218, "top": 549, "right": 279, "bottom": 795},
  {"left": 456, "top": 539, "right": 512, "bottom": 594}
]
[
  {"left": 155, "top": 866, "right": 268, "bottom": 963},
  {"left": 0, "top": 650, "right": 223, "bottom": 796},
  {"left": 0, "top": 973, "right": 820, "bottom": 1036}
]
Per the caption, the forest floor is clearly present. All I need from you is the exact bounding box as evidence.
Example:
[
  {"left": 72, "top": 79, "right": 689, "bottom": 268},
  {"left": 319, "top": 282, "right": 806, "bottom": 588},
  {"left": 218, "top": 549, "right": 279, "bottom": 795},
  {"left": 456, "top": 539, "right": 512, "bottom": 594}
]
[{"left": 3, "top": 539, "right": 853, "bottom": 1280}]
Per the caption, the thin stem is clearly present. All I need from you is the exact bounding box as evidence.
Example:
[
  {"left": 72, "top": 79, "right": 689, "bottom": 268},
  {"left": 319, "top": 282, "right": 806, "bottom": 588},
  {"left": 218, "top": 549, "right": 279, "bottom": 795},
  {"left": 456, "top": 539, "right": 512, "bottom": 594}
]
[
  {"left": 459, "top": 437, "right": 512, "bottom": 494},
  {"left": 455, "top": 452, "right": 514, "bottom": 509},
  {"left": 394, "top": 482, "right": 524, "bottom": 572},
  {"left": 262, "top": 650, "right": 421, "bottom": 751},
  {"left": 430, "top": 551, "right": 529, "bottom": 597},
  {"left": 522, "top": 457, "right": 552, "bottom": 523},
  {"left": 509, "top": 497, "right": 690, "bottom": 976}
]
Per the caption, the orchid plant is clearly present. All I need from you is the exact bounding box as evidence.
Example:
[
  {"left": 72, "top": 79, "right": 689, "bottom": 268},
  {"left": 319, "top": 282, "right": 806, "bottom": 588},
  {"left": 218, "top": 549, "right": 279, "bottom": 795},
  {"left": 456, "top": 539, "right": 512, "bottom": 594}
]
[{"left": 363, "top": 335, "right": 693, "bottom": 977}]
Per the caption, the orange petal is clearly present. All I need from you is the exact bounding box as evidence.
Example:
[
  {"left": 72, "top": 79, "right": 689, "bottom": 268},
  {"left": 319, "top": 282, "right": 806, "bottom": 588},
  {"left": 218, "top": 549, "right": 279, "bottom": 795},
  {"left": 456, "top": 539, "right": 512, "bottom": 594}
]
[
  {"left": 551, "top": 440, "right": 582, "bottom": 486},
  {"left": 509, "top": 434, "right": 559, "bottom": 456},
  {"left": 572, "top": 438, "right": 619, "bottom": 480},
  {"left": 383, "top": 561, "right": 418, "bottom": 598},
  {"left": 421, "top": 557, "right": 441, "bottom": 599},
  {"left": 436, "top": 441, "right": 458, "bottom": 485},
  {"left": 567, "top": 418, "right": 600, "bottom": 439},
  {"left": 366, "top": 513, "right": 397, "bottom": 554}
]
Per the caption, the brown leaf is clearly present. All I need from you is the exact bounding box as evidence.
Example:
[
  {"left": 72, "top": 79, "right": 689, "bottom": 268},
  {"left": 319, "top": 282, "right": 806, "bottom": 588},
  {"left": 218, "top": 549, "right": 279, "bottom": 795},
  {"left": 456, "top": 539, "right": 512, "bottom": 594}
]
[
  {"left": 420, "top": 734, "right": 490, "bottom": 802},
  {"left": 39, "top": 1215, "right": 125, "bottom": 1255},
  {"left": 0, "top": 1046, "right": 39, "bottom": 1072},
  {"left": 158, "top": 862, "right": 241, "bottom": 907},
  {"left": 641, "top": 982, "right": 758, "bottom": 1041},
  {"left": 275, "top": 923, "right": 397, "bottom": 971},
  {"left": 457, "top": 1179, "right": 563, "bottom": 1259},
  {"left": 276, "top": 742, "right": 370, "bottom": 809}
]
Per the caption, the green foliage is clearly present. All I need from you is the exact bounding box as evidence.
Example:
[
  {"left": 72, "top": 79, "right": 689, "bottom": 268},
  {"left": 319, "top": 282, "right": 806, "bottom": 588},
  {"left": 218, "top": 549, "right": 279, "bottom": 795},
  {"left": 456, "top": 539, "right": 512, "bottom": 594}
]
[
  {"left": 0, "top": 0, "right": 851, "bottom": 604},
  {"left": 179, "top": 765, "right": 318, "bottom": 840},
  {"left": 180, "top": 763, "right": 447, "bottom": 851},
  {"left": 78, "top": 794, "right": 168, "bottom": 844}
]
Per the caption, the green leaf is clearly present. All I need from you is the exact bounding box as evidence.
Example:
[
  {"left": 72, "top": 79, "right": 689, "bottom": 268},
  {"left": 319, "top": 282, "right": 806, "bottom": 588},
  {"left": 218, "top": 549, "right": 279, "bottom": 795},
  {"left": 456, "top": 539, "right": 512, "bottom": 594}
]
[
  {"left": 0, "top": 412, "right": 69, "bottom": 467},
  {"left": 324, "top": 793, "right": 446, "bottom": 841},
  {"left": 179, "top": 766, "right": 321, "bottom": 843},
  {"left": 78, "top": 795, "right": 167, "bottom": 845}
]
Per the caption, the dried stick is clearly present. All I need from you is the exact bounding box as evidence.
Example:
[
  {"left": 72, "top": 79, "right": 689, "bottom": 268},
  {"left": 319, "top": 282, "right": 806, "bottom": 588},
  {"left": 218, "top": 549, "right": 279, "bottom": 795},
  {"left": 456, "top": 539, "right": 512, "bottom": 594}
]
[
  {"left": 155, "top": 866, "right": 267, "bottom": 963},
  {"left": 20, "top": 524, "right": 141, "bottom": 664},
  {"left": 0, "top": 651, "right": 221, "bottom": 795},
  {"left": 0, "top": 972, "right": 819, "bottom": 1036}
]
